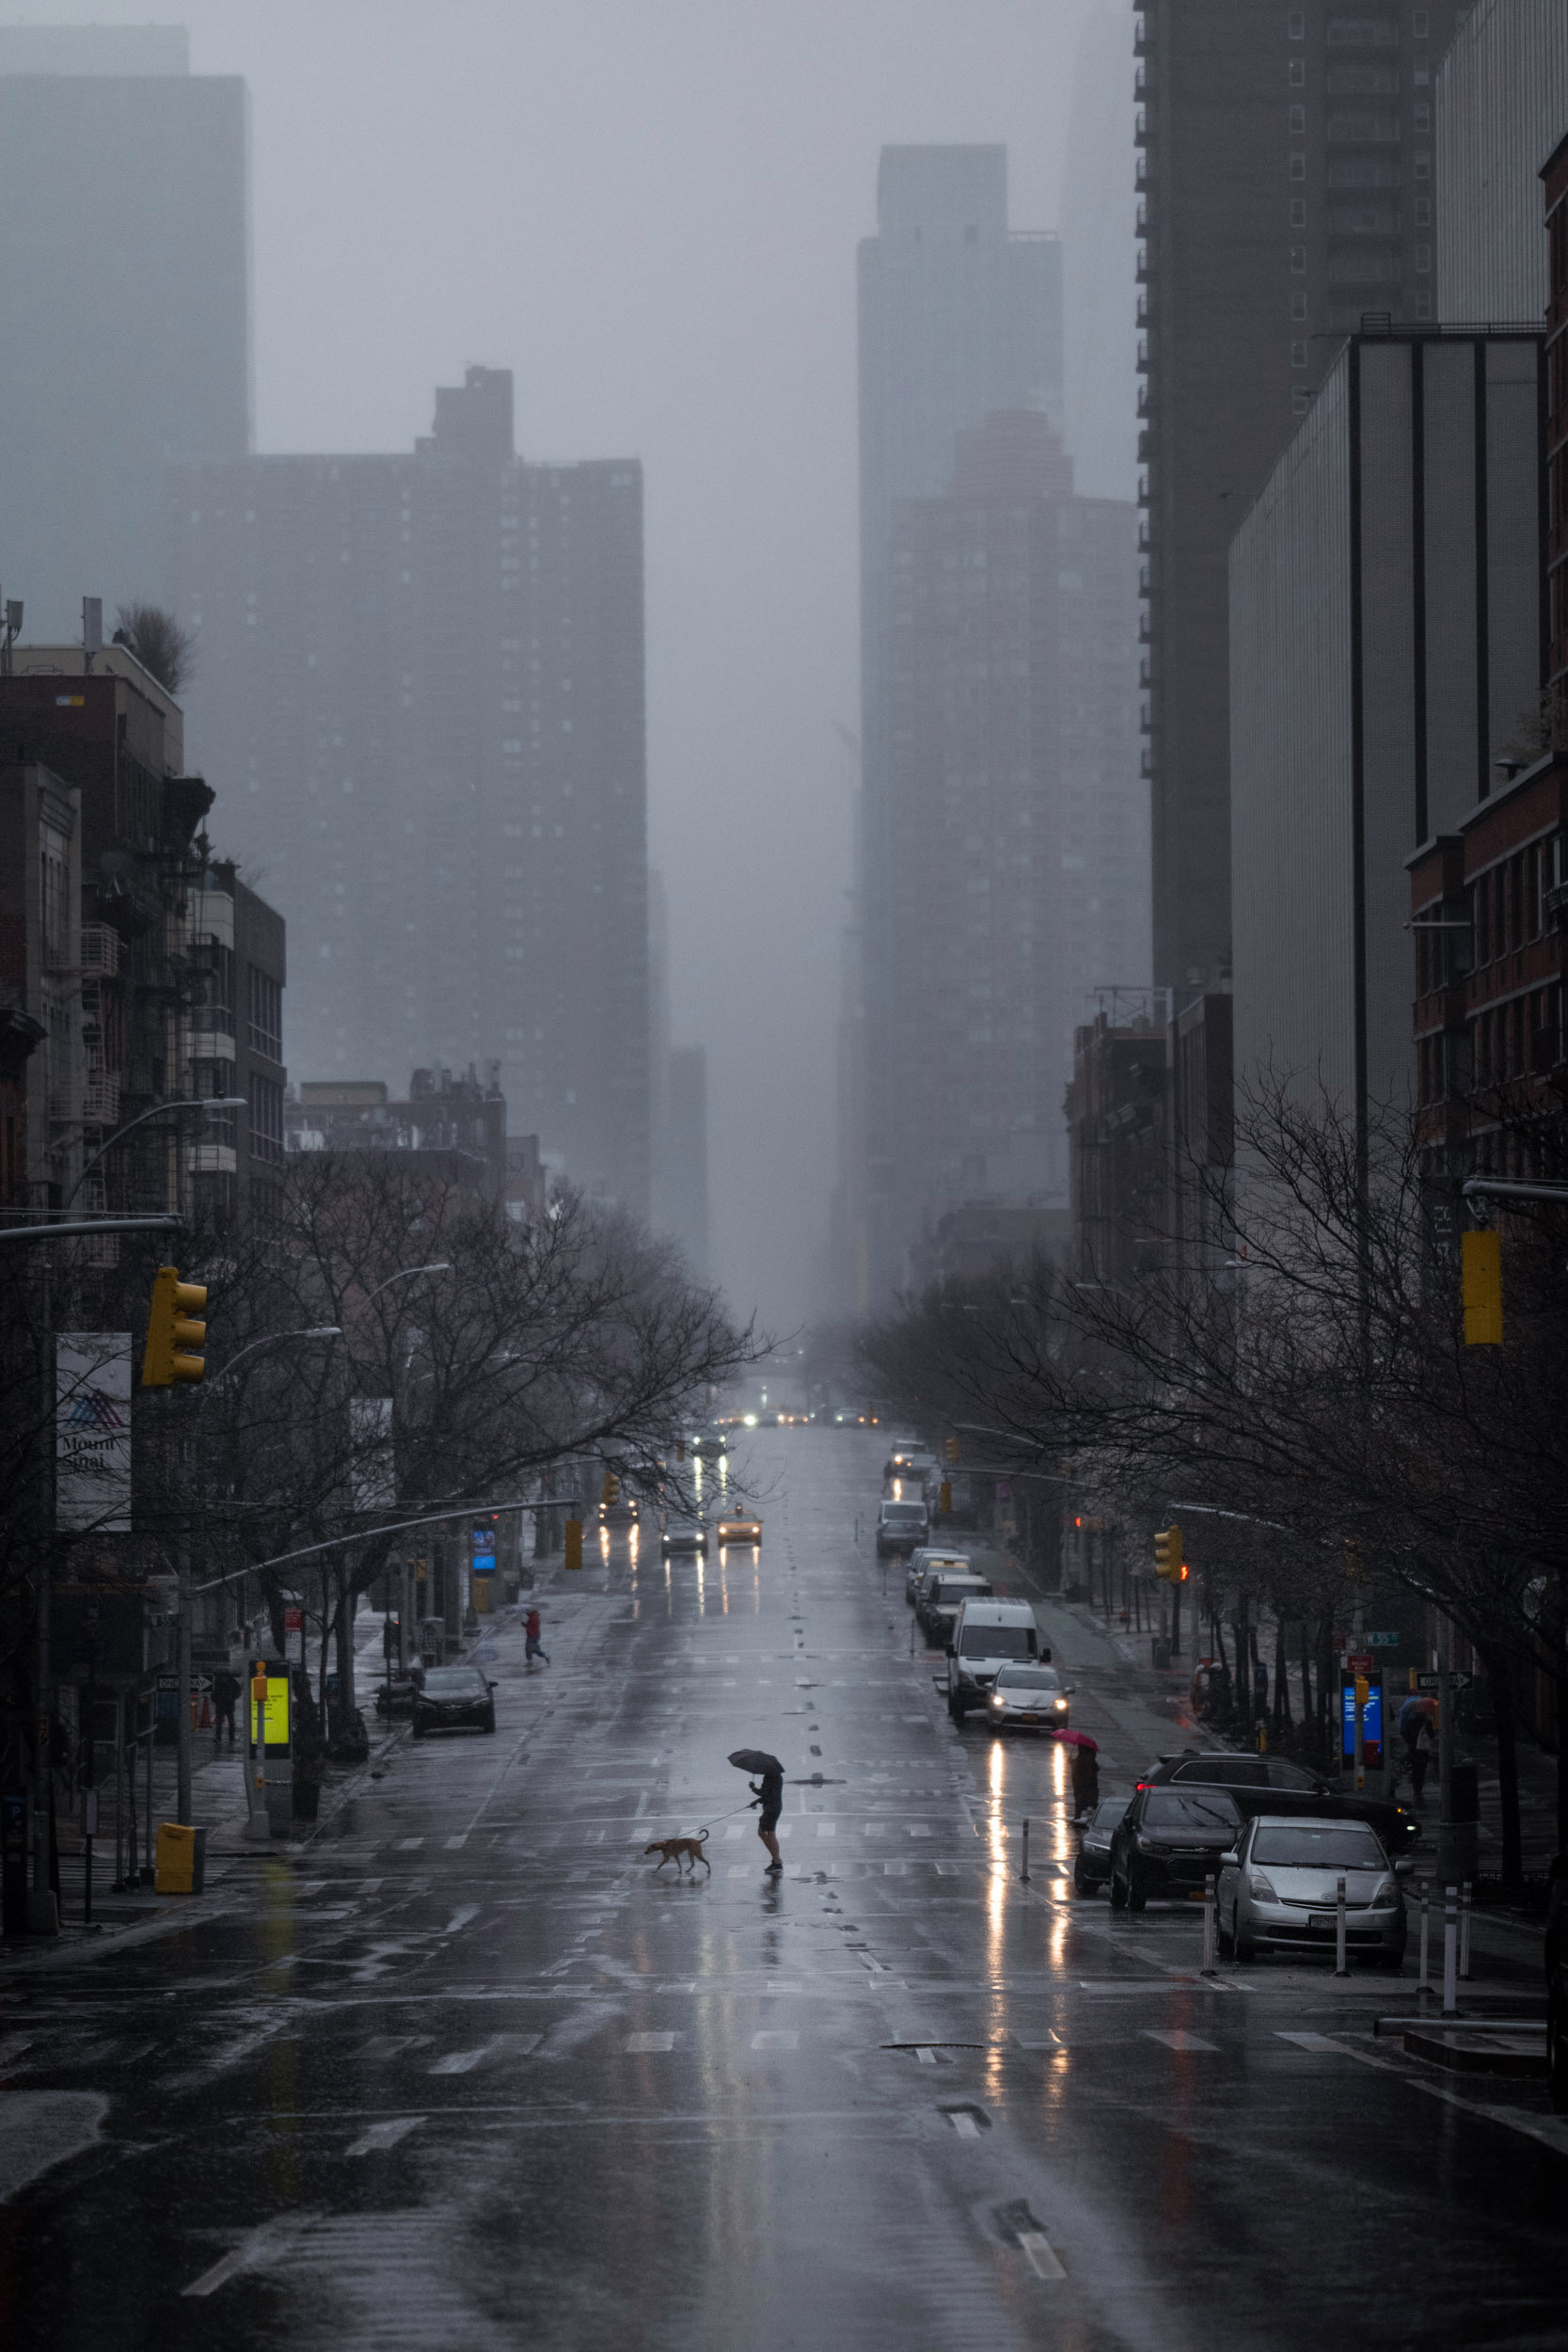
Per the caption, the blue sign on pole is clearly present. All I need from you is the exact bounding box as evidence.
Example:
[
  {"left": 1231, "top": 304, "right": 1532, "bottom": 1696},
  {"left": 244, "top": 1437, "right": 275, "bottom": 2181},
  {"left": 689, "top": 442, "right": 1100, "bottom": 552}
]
[{"left": 1340, "top": 1677, "right": 1383, "bottom": 1761}]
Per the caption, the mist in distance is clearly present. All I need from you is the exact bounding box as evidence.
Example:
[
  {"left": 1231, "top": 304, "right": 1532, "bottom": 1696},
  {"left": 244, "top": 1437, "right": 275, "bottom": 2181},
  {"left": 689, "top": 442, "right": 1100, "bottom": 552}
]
[{"left": 24, "top": 0, "right": 1136, "bottom": 1328}]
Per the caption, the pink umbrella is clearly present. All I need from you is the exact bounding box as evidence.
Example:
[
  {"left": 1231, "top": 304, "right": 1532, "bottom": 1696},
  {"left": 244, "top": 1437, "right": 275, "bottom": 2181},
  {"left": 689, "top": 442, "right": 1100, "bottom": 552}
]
[{"left": 1053, "top": 1729, "right": 1098, "bottom": 1752}]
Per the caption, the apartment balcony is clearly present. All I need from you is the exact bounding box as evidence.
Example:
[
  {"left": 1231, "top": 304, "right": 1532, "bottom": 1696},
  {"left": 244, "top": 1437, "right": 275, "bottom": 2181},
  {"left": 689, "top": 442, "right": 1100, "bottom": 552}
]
[
  {"left": 1134, "top": 106, "right": 1148, "bottom": 148},
  {"left": 1136, "top": 245, "right": 1149, "bottom": 283},
  {"left": 82, "top": 1072, "right": 121, "bottom": 1128},
  {"left": 1137, "top": 470, "right": 1149, "bottom": 508},
  {"left": 1135, "top": 152, "right": 1147, "bottom": 189},
  {"left": 81, "top": 924, "right": 119, "bottom": 977}
]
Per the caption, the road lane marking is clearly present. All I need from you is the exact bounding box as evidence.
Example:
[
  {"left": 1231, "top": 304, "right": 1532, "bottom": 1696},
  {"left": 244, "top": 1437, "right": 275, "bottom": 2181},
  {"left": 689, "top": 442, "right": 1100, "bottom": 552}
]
[
  {"left": 1276, "top": 2031, "right": 1344, "bottom": 2052},
  {"left": 914, "top": 2047, "right": 938, "bottom": 2064},
  {"left": 182, "top": 2237, "right": 266, "bottom": 2297},
  {"left": 441, "top": 1904, "right": 480, "bottom": 1935},
  {"left": 816, "top": 1822, "right": 836, "bottom": 1837},
  {"left": 1019, "top": 2233, "right": 1067, "bottom": 2280},
  {"left": 444, "top": 1835, "right": 467, "bottom": 1850},
  {"left": 397, "top": 1836, "right": 424, "bottom": 1851},
  {"left": 948, "top": 2112, "right": 981, "bottom": 2138},
  {"left": 751, "top": 2031, "right": 799, "bottom": 2050},
  {"left": 1143, "top": 2029, "right": 1218, "bottom": 2053},
  {"left": 626, "top": 2032, "right": 675, "bottom": 2053},
  {"left": 345, "top": 2116, "right": 424, "bottom": 2156},
  {"left": 430, "top": 2042, "right": 501, "bottom": 2074}
]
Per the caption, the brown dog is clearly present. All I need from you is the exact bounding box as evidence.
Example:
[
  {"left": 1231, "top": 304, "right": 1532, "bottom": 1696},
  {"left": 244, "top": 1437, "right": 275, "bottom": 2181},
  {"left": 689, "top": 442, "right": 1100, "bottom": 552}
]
[{"left": 644, "top": 1830, "right": 711, "bottom": 1875}]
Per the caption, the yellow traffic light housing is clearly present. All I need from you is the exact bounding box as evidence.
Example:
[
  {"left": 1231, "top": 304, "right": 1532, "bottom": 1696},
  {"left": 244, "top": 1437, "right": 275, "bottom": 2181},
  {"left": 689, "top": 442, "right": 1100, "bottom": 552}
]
[
  {"left": 944, "top": 1436, "right": 960, "bottom": 1462},
  {"left": 938, "top": 1479, "right": 952, "bottom": 1514},
  {"left": 140, "top": 1264, "right": 208, "bottom": 1387},
  {"left": 600, "top": 1469, "right": 620, "bottom": 1509},
  {"left": 563, "top": 1518, "right": 583, "bottom": 1572},
  {"left": 1462, "top": 1229, "right": 1502, "bottom": 1345},
  {"left": 1153, "top": 1523, "right": 1185, "bottom": 1584}
]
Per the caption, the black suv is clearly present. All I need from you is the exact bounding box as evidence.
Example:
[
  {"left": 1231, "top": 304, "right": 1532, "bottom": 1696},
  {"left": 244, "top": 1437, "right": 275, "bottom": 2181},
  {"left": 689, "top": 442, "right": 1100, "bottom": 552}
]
[
  {"left": 1143, "top": 1751, "right": 1418, "bottom": 1853},
  {"left": 1110, "top": 1784, "right": 1244, "bottom": 1909}
]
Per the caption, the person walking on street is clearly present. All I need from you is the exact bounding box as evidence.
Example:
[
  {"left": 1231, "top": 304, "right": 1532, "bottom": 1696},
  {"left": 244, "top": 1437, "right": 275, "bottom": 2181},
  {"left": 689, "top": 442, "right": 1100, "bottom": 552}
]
[
  {"left": 213, "top": 1670, "right": 240, "bottom": 1748},
  {"left": 750, "top": 1765, "right": 784, "bottom": 1873},
  {"left": 1411, "top": 1714, "right": 1433, "bottom": 1802},
  {"left": 524, "top": 1608, "right": 549, "bottom": 1669}
]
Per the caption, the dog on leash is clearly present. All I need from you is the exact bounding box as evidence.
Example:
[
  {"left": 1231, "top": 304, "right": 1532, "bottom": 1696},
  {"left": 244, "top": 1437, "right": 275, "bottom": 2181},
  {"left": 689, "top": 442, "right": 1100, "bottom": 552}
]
[{"left": 644, "top": 1829, "right": 711, "bottom": 1874}]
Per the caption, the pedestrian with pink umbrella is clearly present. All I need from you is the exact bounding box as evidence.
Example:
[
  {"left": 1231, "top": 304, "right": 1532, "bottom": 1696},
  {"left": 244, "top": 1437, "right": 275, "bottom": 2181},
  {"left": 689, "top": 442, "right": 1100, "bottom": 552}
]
[{"left": 1057, "top": 1727, "right": 1100, "bottom": 1817}]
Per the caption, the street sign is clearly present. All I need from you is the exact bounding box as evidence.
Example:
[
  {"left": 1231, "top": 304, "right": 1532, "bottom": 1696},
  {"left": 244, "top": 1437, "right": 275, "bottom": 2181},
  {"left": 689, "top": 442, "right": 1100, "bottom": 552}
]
[
  {"left": 1345, "top": 1652, "right": 1372, "bottom": 1672},
  {"left": 1368, "top": 1631, "right": 1400, "bottom": 1646},
  {"left": 1416, "top": 1670, "right": 1471, "bottom": 1693}
]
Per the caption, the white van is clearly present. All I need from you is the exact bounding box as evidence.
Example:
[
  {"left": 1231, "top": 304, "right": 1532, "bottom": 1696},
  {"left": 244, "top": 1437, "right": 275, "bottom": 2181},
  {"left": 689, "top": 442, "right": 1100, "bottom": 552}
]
[{"left": 946, "top": 1599, "right": 1046, "bottom": 1722}]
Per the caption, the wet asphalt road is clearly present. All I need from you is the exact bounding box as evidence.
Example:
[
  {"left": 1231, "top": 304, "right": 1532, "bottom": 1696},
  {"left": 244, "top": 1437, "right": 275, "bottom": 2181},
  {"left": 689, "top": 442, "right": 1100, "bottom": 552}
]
[{"left": 2, "top": 1426, "right": 1566, "bottom": 2351}]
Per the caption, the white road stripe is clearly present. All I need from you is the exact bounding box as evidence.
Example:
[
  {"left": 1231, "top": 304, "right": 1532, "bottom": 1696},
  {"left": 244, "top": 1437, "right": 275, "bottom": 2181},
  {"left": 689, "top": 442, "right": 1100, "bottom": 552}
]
[
  {"left": 751, "top": 2031, "right": 799, "bottom": 2050},
  {"left": 1143, "top": 2029, "right": 1218, "bottom": 2053},
  {"left": 345, "top": 2116, "right": 424, "bottom": 2156},
  {"left": 948, "top": 2112, "right": 981, "bottom": 2139},
  {"left": 1019, "top": 2233, "right": 1066, "bottom": 2280},
  {"left": 626, "top": 2032, "right": 675, "bottom": 2053}
]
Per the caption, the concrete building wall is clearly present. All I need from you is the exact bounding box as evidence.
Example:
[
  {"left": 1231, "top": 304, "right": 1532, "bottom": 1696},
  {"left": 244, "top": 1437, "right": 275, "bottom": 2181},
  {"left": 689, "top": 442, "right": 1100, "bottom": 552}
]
[{"left": 1436, "top": 0, "right": 1568, "bottom": 326}]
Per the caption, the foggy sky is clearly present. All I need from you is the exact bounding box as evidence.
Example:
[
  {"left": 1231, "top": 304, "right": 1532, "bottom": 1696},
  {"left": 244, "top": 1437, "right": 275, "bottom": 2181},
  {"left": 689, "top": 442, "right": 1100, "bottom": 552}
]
[{"left": 23, "top": 0, "right": 1133, "bottom": 1329}]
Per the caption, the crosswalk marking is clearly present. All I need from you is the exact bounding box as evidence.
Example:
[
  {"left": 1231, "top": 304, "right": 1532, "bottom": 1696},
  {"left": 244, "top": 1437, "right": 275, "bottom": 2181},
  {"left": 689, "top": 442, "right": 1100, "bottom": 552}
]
[
  {"left": 397, "top": 1836, "right": 423, "bottom": 1851},
  {"left": 1142, "top": 2029, "right": 1218, "bottom": 2053},
  {"left": 751, "top": 2031, "right": 799, "bottom": 2050},
  {"left": 817, "top": 1822, "right": 836, "bottom": 1837},
  {"left": 626, "top": 2032, "right": 675, "bottom": 2053},
  {"left": 346, "top": 2116, "right": 424, "bottom": 2156},
  {"left": 1275, "top": 2030, "right": 1346, "bottom": 2053},
  {"left": 1019, "top": 2233, "right": 1066, "bottom": 2280}
]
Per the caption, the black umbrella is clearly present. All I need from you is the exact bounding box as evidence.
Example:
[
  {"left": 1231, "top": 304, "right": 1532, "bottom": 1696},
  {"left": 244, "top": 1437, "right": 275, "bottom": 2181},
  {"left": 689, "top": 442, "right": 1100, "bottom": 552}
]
[{"left": 728, "top": 1747, "right": 784, "bottom": 1776}]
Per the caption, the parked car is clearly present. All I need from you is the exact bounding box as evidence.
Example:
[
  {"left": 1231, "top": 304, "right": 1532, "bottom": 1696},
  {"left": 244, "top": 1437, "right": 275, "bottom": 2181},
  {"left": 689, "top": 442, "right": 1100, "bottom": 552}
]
[
  {"left": 1546, "top": 1852, "right": 1568, "bottom": 2112},
  {"left": 1109, "top": 1784, "right": 1244, "bottom": 1909},
  {"left": 373, "top": 1669, "right": 421, "bottom": 1720},
  {"left": 917, "top": 1570, "right": 993, "bottom": 1650},
  {"left": 1142, "top": 1749, "right": 1419, "bottom": 1852},
  {"left": 984, "top": 1662, "right": 1072, "bottom": 1735},
  {"left": 905, "top": 1547, "right": 971, "bottom": 1604},
  {"left": 661, "top": 1518, "right": 708, "bottom": 1555},
  {"left": 1216, "top": 1814, "right": 1410, "bottom": 1965},
  {"left": 1074, "top": 1796, "right": 1132, "bottom": 1895},
  {"left": 945, "top": 1598, "right": 1045, "bottom": 1719},
  {"left": 411, "top": 1663, "right": 497, "bottom": 1738},
  {"left": 877, "top": 1498, "right": 929, "bottom": 1556}
]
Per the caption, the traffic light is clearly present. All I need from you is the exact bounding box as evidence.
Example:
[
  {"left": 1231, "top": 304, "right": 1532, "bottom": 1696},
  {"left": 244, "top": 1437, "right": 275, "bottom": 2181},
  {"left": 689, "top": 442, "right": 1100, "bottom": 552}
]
[
  {"left": 1462, "top": 1229, "right": 1502, "bottom": 1345},
  {"left": 563, "top": 1518, "right": 583, "bottom": 1572},
  {"left": 676, "top": 1438, "right": 686, "bottom": 1463},
  {"left": 601, "top": 1469, "right": 620, "bottom": 1509},
  {"left": 1153, "top": 1523, "right": 1185, "bottom": 1584},
  {"left": 939, "top": 1480, "right": 952, "bottom": 1514},
  {"left": 140, "top": 1265, "right": 207, "bottom": 1387},
  {"left": 944, "top": 1436, "right": 960, "bottom": 1462}
]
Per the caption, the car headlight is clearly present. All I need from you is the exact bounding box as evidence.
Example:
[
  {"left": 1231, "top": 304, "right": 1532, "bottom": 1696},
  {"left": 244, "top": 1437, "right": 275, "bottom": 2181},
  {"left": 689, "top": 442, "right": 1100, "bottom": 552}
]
[
  {"left": 1246, "top": 1868, "right": 1278, "bottom": 1899},
  {"left": 1053, "top": 1696, "right": 1068, "bottom": 1710},
  {"left": 1370, "top": 1875, "right": 1398, "bottom": 1905},
  {"left": 988, "top": 1693, "right": 1006, "bottom": 1708}
]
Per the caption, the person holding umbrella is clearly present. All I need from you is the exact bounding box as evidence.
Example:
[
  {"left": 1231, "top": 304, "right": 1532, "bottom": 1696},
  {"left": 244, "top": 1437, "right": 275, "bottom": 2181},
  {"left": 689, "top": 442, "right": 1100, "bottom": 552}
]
[
  {"left": 729, "top": 1748, "right": 785, "bottom": 1874},
  {"left": 1057, "top": 1728, "right": 1100, "bottom": 1818}
]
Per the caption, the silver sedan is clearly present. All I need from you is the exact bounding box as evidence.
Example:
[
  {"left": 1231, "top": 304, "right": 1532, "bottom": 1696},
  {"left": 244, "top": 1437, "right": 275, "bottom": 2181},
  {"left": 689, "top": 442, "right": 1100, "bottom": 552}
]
[{"left": 1217, "top": 1814, "right": 1410, "bottom": 1965}]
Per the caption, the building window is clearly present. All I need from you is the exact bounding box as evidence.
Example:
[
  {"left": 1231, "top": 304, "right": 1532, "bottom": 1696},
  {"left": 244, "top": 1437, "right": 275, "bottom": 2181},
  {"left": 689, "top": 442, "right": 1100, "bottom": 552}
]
[
  {"left": 249, "top": 1073, "right": 284, "bottom": 1167},
  {"left": 1291, "top": 246, "right": 1307, "bottom": 274},
  {"left": 1289, "top": 104, "right": 1307, "bottom": 135},
  {"left": 190, "top": 940, "right": 235, "bottom": 1036},
  {"left": 1292, "top": 388, "right": 1312, "bottom": 415},
  {"left": 1291, "top": 340, "right": 1308, "bottom": 368},
  {"left": 1291, "top": 198, "right": 1307, "bottom": 228},
  {"left": 1415, "top": 242, "right": 1432, "bottom": 274},
  {"left": 1291, "top": 291, "right": 1308, "bottom": 321},
  {"left": 247, "top": 966, "right": 282, "bottom": 1062},
  {"left": 1414, "top": 151, "right": 1431, "bottom": 181},
  {"left": 1291, "top": 151, "right": 1307, "bottom": 181},
  {"left": 1413, "top": 103, "right": 1431, "bottom": 133},
  {"left": 1289, "top": 8, "right": 1305, "bottom": 35},
  {"left": 1413, "top": 8, "right": 1430, "bottom": 34},
  {"left": 1289, "top": 58, "right": 1305, "bottom": 87},
  {"left": 1415, "top": 291, "right": 1433, "bottom": 319},
  {"left": 1414, "top": 198, "right": 1432, "bottom": 228}
]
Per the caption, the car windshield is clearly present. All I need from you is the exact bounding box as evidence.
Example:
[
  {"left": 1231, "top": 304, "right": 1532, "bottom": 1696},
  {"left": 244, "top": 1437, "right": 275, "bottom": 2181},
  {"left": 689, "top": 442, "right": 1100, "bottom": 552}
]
[
  {"left": 1263, "top": 1759, "right": 1323, "bottom": 1790},
  {"left": 1175, "top": 1756, "right": 1268, "bottom": 1787},
  {"left": 993, "top": 1666, "right": 1058, "bottom": 1690},
  {"left": 1143, "top": 1789, "right": 1242, "bottom": 1832},
  {"left": 1253, "top": 1825, "right": 1386, "bottom": 1869},
  {"left": 1090, "top": 1798, "right": 1131, "bottom": 1831},
  {"left": 422, "top": 1669, "right": 483, "bottom": 1695},
  {"left": 883, "top": 1504, "right": 926, "bottom": 1523},
  {"left": 959, "top": 1625, "right": 1032, "bottom": 1658}
]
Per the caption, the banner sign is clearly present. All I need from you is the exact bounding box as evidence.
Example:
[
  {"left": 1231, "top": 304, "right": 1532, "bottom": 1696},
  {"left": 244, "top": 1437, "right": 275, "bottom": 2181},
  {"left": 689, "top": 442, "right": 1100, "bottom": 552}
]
[{"left": 56, "top": 1333, "right": 133, "bottom": 1531}]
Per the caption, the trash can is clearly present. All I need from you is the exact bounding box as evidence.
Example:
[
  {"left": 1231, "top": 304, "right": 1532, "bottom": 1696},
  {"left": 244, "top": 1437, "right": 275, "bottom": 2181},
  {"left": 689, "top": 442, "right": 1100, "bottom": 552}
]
[
  {"left": 154, "top": 1821, "right": 206, "bottom": 1895},
  {"left": 1151, "top": 1638, "right": 1172, "bottom": 1672},
  {"left": 1449, "top": 1759, "right": 1480, "bottom": 1822}
]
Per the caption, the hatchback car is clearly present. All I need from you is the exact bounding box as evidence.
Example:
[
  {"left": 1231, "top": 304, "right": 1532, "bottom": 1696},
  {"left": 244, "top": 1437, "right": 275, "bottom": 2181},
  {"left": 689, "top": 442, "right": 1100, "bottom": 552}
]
[
  {"left": 1216, "top": 1814, "right": 1409, "bottom": 1964},
  {"left": 411, "top": 1664, "right": 497, "bottom": 1738},
  {"left": 661, "top": 1518, "right": 708, "bottom": 1555},
  {"left": 1143, "top": 1750, "right": 1419, "bottom": 1852},
  {"left": 1110, "top": 1784, "right": 1244, "bottom": 1909},
  {"left": 985, "top": 1663, "right": 1071, "bottom": 1734},
  {"left": 1074, "top": 1796, "right": 1132, "bottom": 1895}
]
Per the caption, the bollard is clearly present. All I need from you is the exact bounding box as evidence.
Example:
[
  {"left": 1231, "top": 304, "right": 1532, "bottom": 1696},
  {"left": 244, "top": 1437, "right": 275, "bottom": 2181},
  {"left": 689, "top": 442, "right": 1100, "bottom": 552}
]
[
  {"left": 1201, "top": 1873, "right": 1217, "bottom": 1975},
  {"left": 1418, "top": 1885, "right": 1430, "bottom": 1994},
  {"left": 1334, "top": 1872, "right": 1348, "bottom": 1977},
  {"left": 1442, "top": 1883, "right": 1458, "bottom": 2016},
  {"left": 1022, "top": 1819, "right": 1030, "bottom": 1883},
  {"left": 1460, "top": 1880, "right": 1472, "bottom": 1981}
]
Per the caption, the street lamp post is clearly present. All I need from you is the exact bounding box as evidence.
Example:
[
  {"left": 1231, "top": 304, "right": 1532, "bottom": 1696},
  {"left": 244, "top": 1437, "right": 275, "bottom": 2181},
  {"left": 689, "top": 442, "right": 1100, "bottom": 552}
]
[
  {"left": 178, "top": 1326, "right": 341, "bottom": 1832},
  {"left": 60, "top": 1094, "right": 246, "bottom": 1216}
]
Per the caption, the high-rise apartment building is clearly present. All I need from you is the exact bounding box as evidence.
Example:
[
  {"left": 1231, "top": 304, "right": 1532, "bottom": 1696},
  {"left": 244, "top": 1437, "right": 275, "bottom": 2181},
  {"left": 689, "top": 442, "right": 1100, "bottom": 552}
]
[
  {"left": 1137, "top": 0, "right": 1465, "bottom": 993},
  {"left": 847, "top": 146, "right": 1068, "bottom": 1302},
  {"left": 872, "top": 411, "right": 1144, "bottom": 1274},
  {"left": 0, "top": 26, "right": 250, "bottom": 639},
  {"left": 170, "top": 369, "right": 650, "bottom": 1217}
]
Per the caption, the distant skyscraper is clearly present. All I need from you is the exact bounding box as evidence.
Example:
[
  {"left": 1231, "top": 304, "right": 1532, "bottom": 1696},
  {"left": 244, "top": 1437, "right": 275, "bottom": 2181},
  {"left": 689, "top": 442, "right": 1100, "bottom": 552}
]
[
  {"left": 1137, "top": 0, "right": 1465, "bottom": 994},
  {"left": 873, "top": 411, "right": 1144, "bottom": 1275},
  {"left": 847, "top": 146, "right": 1066, "bottom": 1303},
  {"left": 0, "top": 26, "right": 250, "bottom": 637},
  {"left": 170, "top": 370, "right": 650, "bottom": 1216}
]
